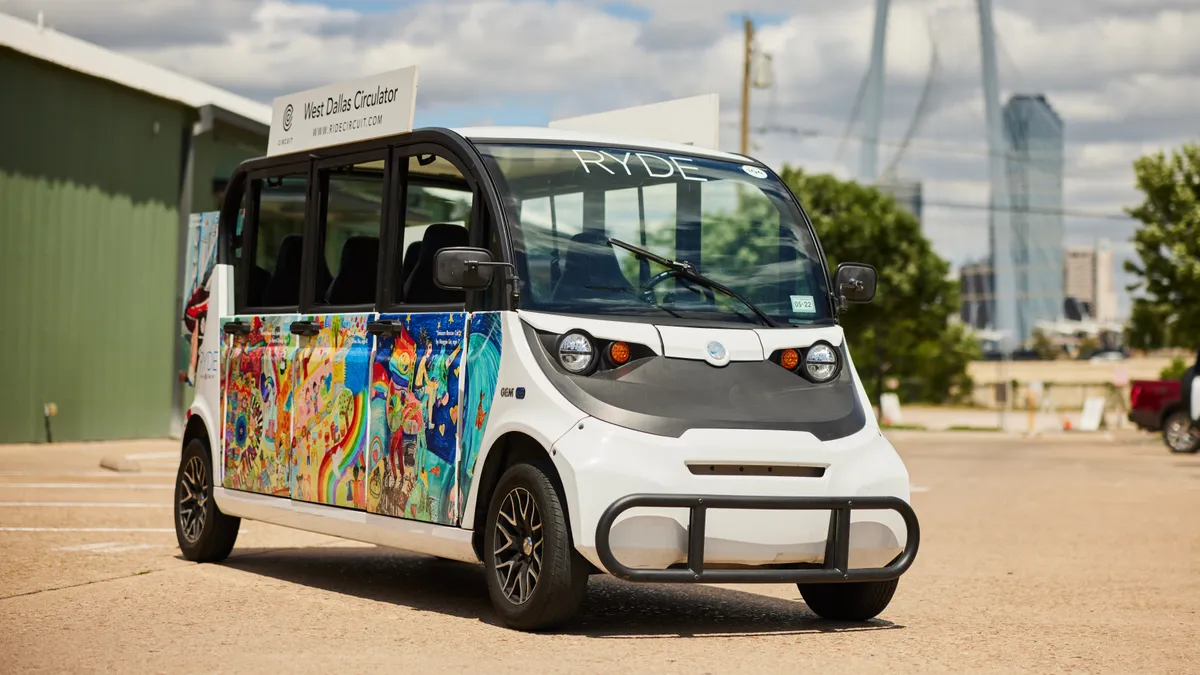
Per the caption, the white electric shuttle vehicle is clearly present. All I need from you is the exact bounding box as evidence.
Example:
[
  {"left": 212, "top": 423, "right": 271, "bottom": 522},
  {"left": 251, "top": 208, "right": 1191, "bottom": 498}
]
[{"left": 176, "top": 125, "right": 920, "bottom": 631}]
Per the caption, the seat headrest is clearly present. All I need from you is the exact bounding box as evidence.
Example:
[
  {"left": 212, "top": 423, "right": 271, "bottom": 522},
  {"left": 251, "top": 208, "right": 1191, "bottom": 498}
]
[{"left": 337, "top": 235, "right": 379, "bottom": 270}]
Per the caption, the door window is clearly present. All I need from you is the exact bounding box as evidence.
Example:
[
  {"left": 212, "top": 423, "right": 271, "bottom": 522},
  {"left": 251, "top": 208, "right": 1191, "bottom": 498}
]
[
  {"left": 313, "top": 160, "right": 385, "bottom": 307},
  {"left": 243, "top": 173, "right": 309, "bottom": 310},
  {"left": 393, "top": 153, "right": 476, "bottom": 306}
]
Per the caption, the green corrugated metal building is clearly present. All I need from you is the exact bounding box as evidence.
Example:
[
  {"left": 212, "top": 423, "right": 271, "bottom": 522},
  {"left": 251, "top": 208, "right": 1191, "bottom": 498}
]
[{"left": 0, "top": 12, "right": 269, "bottom": 444}]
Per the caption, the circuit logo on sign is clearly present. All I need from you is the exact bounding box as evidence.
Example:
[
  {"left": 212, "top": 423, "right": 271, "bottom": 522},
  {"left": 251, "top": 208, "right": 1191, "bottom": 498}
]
[
  {"left": 500, "top": 387, "right": 526, "bottom": 400},
  {"left": 282, "top": 104, "right": 294, "bottom": 131}
]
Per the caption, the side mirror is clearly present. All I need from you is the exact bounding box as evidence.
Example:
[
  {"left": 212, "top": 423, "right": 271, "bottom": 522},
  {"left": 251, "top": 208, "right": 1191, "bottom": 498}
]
[
  {"left": 834, "top": 262, "right": 877, "bottom": 305},
  {"left": 434, "top": 247, "right": 496, "bottom": 291}
]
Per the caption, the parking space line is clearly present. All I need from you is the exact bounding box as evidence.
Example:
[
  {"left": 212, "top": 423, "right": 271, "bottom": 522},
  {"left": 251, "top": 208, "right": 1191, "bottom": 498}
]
[
  {"left": 0, "top": 502, "right": 167, "bottom": 508},
  {"left": 54, "top": 542, "right": 162, "bottom": 553},
  {"left": 0, "top": 471, "right": 177, "bottom": 478},
  {"left": 123, "top": 452, "right": 178, "bottom": 461},
  {"left": 911, "top": 485, "right": 931, "bottom": 493},
  {"left": 0, "top": 527, "right": 175, "bottom": 532},
  {"left": 0, "top": 483, "right": 173, "bottom": 489}
]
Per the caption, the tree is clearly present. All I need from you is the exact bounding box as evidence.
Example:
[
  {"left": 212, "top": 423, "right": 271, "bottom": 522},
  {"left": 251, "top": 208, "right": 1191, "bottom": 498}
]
[
  {"left": 1030, "top": 328, "right": 1059, "bottom": 360},
  {"left": 777, "top": 166, "right": 976, "bottom": 404},
  {"left": 1124, "top": 143, "right": 1200, "bottom": 349}
]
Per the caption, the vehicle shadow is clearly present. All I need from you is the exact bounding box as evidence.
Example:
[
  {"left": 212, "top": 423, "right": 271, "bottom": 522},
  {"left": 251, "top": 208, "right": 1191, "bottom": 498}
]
[{"left": 216, "top": 545, "right": 903, "bottom": 638}]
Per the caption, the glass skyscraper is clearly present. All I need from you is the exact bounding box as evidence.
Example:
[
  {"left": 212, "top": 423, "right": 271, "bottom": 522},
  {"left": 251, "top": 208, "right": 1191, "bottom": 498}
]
[{"left": 991, "top": 94, "right": 1065, "bottom": 344}]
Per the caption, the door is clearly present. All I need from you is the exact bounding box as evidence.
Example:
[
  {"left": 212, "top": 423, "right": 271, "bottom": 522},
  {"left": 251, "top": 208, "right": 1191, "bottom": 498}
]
[
  {"left": 289, "top": 156, "right": 385, "bottom": 508},
  {"left": 221, "top": 169, "right": 309, "bottom": 496},
  {"left": 367, "top": 148, "right": 479, "bottom": 525}
]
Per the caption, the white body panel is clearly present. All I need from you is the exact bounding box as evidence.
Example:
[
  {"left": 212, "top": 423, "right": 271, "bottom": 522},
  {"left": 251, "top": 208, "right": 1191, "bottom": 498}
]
[
  {"left": 215, "top": 488, "right": 477, "bottom": 563},
  {"left": 657, "top": 325, "right": 764, "bottom": 362}
]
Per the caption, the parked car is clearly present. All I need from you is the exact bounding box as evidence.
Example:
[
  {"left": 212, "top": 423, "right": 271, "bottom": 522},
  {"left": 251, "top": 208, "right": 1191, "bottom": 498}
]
[{"left": 1130, "top": 373, "right": 1199, "bottom": 453}]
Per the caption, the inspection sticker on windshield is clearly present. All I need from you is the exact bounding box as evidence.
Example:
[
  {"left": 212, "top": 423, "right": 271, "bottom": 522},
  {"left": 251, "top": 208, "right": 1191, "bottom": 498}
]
[
  {"left": 790, "top": 295, "right": 817, "bottom": 314},
  {"left": 742, "top": 166, "right": 768, "bottom": 179}
]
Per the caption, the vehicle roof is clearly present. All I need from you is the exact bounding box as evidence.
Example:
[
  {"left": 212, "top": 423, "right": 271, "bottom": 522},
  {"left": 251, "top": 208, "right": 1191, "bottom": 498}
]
[{"left": 451, "top": 126, "right": 755, "bottom": 164}]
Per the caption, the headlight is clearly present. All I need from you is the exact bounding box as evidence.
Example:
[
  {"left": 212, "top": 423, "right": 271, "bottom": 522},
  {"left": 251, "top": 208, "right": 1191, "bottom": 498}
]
[
  {"left": 804, "top": 343, "right": 839, "bottom": 382},
  {"left": 557, "top": 332, "right": 595, "bottom": 374}
]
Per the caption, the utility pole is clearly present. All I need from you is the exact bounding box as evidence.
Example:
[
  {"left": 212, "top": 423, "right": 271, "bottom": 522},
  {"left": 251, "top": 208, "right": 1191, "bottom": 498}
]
[{"left": 740, "top": 17, "right": 754, "bottom": 156}]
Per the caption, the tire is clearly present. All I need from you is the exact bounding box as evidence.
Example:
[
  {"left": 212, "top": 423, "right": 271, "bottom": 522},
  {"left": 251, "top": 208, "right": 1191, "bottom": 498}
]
[
  {"left": 1162, "top": 410, "right": 1200, "bottom": 454},
  {"left": 798, "top": 578, "right": 899, "bottom": 621},
  {"left": 175, "top": 438, "right": 240, "bottom": 562},
  {"left": 483, "top": 462, "right": 589, "bottom": 631}
]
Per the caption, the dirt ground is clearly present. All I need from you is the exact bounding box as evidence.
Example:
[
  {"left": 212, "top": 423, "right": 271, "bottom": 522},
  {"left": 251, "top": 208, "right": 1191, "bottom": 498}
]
[{"left": 1, "top": 430, "right": 1197, "bottom": 674}]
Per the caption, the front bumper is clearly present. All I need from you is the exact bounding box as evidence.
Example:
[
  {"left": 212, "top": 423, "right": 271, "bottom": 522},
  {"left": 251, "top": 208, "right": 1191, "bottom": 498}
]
[
  {"left": 549, "top": 418, "right": 914, "bottom": 575},
  {"left": 596, "top": 493, "right": 919, "bottom": 583}
]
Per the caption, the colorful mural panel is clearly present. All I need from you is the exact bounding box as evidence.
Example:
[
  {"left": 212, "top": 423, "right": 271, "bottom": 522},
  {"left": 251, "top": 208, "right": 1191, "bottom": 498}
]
[
  {"left": 222, "top": 315, "right": 297, "bottom": 496},
  {"left": 180, "top": 212, "right": 218, "bottom": 387},
  {"left": 367, "top": 312, "right": 465, "bottom": 525},
  {"left": 460, "top": 312, "right": 503, "bottom": 512},
  {"left": 291, "top": 314, "right": 372, "bottom": 509}
]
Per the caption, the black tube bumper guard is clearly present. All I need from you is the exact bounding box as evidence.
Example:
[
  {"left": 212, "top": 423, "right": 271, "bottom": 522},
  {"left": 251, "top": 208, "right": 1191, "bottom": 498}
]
[{"left": 595, "top": 494, "right": 920, "bottom": 583}]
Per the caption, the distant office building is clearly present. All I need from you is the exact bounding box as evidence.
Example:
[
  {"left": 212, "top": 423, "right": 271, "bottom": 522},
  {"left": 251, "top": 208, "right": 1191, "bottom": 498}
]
[
  {"left": 1064, "top": 240, "right": 1118, "bottom": 323},
  {"left": 876, "top": 173, "right": 923, "bottom": 224},
  {"left": 959, "top": 259, "right": 994, "bottom": 331},
  {"left": 989, "top": 94, "right": 1065, "bottom": 344}
]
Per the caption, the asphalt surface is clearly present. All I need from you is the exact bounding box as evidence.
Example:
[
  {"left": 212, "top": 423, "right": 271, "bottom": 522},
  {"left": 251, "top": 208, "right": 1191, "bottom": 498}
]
[{"left": 1, "top": 431, "right": 1198, "bottom": 673}]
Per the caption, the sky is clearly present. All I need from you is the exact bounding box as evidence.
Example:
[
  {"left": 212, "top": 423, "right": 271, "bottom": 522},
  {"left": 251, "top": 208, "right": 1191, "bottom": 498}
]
[{"left": 4, "top": 0, "right": 1197, "bottom": 319}]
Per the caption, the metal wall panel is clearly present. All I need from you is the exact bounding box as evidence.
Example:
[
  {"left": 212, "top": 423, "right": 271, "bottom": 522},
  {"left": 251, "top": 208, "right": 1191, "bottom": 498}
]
[{"left": 0, "top": 49, "right": 187, "bottom": 443}]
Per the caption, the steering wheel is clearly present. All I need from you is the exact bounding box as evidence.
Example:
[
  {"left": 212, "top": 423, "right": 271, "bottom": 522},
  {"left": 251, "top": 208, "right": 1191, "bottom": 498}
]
[{"left": 641, "top": 269, "right": 716, "bottom": 305}]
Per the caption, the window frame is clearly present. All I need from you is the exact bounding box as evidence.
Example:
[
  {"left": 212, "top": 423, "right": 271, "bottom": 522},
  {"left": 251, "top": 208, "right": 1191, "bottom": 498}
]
[
  {"left": 302, "top": 149, "right": 391, "bottom": 314},
  {"left": 236, "top": 159, "right": 315, "bottom": 315},
  {"left": 379, "top": 141, "right": 491, "bottom": 314}
]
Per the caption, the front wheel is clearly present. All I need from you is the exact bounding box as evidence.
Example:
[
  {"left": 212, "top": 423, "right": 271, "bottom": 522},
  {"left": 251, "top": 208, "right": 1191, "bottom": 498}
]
[
  {"left": 175, "top": 438, "right": 240, "bottom": 562},
  {"left": 798, "top": 578, "right": 898, "bottom": 621},
  {"left": 483, "top": 462, "right": 589, "bottom": 631},
  {"left": 1163, "top": 410, "right": 1200, "bottom": 454}
]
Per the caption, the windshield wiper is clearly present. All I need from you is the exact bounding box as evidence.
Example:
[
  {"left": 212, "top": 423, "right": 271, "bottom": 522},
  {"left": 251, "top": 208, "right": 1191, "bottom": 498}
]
[{"left": 607, "top": 237, "right": 780, "bottom": 328}]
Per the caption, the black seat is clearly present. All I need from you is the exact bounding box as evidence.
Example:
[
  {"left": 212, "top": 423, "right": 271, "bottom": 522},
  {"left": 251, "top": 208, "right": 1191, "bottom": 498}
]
[
  {"left": 398, "top": 240, "right": 422, "bottom": 295},
  {"left": 247, "top": 264, "right": 271, "bottom": 307},
  {"left": 403, "top": 223, "right": 469, "bottom": 304},
  {"left": 263, "top": 235, "right": 303, "bottom": 306},
  {"left": 552, "top": 230, "right": 633, "bottom": 303},
  {"left": 325, "top": 236, "right": 379, "bottom": 305}
]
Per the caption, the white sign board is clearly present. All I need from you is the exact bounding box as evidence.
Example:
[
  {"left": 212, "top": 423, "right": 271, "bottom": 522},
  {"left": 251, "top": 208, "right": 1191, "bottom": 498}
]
[
  {"left": 268, "top": 66, "right": 418, "bottom": 156},
  {"left": 879, "top": 393, "right": 903, "bottom": 425},
  {"left": 550, "top": 93, "right": 720, "bottom": 150},
  {"left": 1078, "top": 396, "right": 1107, "bottom": 432}
]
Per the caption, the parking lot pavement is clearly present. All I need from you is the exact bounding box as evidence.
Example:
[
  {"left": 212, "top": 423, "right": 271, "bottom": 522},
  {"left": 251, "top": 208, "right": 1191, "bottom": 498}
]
[{"left": 1, "top": 432, "right": 1198, "bottom": 673}]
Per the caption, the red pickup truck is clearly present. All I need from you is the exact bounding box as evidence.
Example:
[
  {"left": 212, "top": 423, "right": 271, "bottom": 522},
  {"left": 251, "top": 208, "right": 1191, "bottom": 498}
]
[{"left": 1129, "top": 376, "right": 1199, "bottom": 453}]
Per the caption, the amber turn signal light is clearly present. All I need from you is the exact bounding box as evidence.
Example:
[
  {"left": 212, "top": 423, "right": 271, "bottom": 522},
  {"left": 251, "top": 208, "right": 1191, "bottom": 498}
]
[
  {"left": 779, "top": 348, "right": 800, "bottom": 371},
  {"left": 608, "top": 341, "right": 631, "bottom": 365}
]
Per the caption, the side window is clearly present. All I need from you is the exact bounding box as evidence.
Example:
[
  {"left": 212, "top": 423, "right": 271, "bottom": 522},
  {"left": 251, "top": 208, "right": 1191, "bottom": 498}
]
[
  {"left": 393, "top": 153, "right": 475, "bottom": 305},
  {"left": 315, "top": 160, "right": 385, "bottom": 306},
  {"left": 245, "top": 173, "right": 309, "bottom": 309}
]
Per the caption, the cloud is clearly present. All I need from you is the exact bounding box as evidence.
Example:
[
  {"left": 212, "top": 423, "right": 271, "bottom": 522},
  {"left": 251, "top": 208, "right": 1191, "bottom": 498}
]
[{"left": 4, "top": 0, "right": 1194, "bottom": 318}]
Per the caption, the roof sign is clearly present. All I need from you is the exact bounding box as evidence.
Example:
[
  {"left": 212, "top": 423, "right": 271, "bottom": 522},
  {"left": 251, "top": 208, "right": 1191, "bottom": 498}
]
[
  {"left": 268, "top": 65, "right": 418, "bottom": 156},
  {"left": 549, "top": 94, "right": 720, "bottom": 150}
]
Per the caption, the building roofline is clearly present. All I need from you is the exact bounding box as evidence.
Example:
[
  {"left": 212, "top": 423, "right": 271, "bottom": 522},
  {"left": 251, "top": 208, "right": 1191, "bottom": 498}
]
[{"left": 0, "top": 11, "right": 270, "bottom": 127}]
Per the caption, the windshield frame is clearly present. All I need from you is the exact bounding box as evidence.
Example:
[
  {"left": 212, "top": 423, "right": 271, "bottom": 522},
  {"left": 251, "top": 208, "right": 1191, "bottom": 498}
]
[{"left": 472, "top": 138, "right": 837, "bottom": 327}]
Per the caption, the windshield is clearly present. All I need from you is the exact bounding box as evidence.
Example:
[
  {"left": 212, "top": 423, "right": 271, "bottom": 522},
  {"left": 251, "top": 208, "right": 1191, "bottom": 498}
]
[{"left": 478, "top": 143, "right": 833, "bottom": 326}]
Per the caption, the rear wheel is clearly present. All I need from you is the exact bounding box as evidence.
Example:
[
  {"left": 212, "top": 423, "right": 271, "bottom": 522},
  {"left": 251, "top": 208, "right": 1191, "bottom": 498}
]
[
  {"left": 1163, "top": 410, "right": 1200, "bottom": 454},
  {"left": 175, "top": 438, "right": 240, "bottom": 562},
  {"left": 798, "top": 579, "right": 898, "bottom": 621},
  {"left": 483, "top": 462, "right": 589, "bottom": 631}
]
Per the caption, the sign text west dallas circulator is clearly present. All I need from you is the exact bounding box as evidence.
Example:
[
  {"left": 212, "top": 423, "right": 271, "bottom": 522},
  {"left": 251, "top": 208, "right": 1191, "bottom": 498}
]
[
  {"left": 268, "top": 65, "right": 418, "bottom": 156},
  {"left": 302, "top": 85, "right": 400, "bottom": 122}
]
